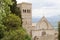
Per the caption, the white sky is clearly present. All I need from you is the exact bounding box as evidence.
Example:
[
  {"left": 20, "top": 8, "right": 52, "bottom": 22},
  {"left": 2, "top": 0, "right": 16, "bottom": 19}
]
[{"left": 16, "top": 0, "right": 60, "bottom": 18}]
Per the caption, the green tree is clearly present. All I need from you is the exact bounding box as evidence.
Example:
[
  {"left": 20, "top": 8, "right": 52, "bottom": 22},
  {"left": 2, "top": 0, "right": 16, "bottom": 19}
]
[
  {"left": 2, "top": 14, "right": 31, "bottom": 40},
  {"left": 9, "top": 0, "right": 22, "bottom": 26},
  {"left": 3, "top": 14, "right": 21, "bottom": 31},
  {"left": 0, "top": 0, "right": 12, "bottom": 39},
  {"left": 1, "top": 29, "right": 31, "bottom": 40},
  {"left": 0, "top": 25, "right": 6, "bottom": 39},
  {"left": 9, "top": 0, "right": 21, "bottom": 18},
  {"left": 0, "top": 0, "right": 31, "bottom": 40},
  {"left": 58, "top": 22, "right": 60, "bottom": 40},
  {"left": 9, "top": 0, "right": 17, "bottom": 13}
]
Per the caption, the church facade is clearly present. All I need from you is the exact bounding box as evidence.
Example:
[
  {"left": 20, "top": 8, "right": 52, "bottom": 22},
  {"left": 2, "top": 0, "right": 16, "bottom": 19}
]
[
  {"left": 32, "top": 16, "right": 58, "bottom": 40},
  {"left": 17, "top": 2, "right": 58, "bottom": 40}
]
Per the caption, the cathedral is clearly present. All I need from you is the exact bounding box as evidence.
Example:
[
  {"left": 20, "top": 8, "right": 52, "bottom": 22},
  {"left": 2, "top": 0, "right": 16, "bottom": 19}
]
[{"left": 17, "top": 2, "right": 58, "bottom": 40}]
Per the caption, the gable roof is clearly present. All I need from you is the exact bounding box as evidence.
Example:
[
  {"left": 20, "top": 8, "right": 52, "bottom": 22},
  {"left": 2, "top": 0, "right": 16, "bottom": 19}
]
[{"left": 36, "top": 16, "right": 55, "bottom": 29}]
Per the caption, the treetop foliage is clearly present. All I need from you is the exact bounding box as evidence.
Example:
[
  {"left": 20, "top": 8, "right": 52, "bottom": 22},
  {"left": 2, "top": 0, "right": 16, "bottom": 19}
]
[{"left": 0, "top": 0, "right": 31, "bottom": 40}]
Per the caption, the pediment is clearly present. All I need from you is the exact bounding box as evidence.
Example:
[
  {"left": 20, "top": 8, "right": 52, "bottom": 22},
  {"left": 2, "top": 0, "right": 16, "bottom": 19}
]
[{"left": 36, "top": 16, "right": 54, "bottom": 29}]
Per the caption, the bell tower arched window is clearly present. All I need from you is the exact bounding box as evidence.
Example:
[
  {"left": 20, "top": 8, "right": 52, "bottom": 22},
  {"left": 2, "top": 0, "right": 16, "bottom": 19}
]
[
  {"left": 27, "top": 9, "right": 31, "bottom": 13},
  {"left": 23, "top": 9, "right": 26, "bottom": 13}
]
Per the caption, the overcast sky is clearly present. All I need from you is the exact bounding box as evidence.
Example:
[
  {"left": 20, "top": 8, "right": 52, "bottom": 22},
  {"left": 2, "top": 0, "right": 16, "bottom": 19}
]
[{"left": 16, "top": 0, "right": 60, "bottom": 18}]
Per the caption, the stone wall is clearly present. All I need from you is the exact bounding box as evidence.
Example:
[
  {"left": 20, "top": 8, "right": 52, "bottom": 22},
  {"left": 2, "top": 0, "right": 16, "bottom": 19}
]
[{"left": 33, "top": 35, "right": 58, "bottom": 40}]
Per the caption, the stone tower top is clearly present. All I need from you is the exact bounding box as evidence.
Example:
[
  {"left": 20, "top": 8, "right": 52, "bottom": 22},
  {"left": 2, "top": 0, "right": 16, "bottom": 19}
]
[{"left": 17, "top": 2, "right": 32, "bottom": 14}]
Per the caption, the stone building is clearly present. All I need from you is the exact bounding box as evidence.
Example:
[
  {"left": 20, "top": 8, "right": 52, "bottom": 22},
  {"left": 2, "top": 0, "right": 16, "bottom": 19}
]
[
  {"left": 17, "top": 2, "right": 58, "bottom": 40},
  {"left": 32, "top": 16, "right": 58, "bottom": 40},
  {"left": 17, "top": 2, "right": 32, "bottom": 34}
]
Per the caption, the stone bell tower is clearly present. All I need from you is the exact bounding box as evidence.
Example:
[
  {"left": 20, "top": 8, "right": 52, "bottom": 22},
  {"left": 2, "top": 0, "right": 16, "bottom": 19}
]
[{"left": 17, "top": 2, "right": 32, "bottom": 34}]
